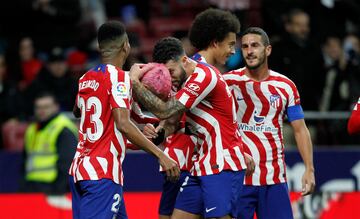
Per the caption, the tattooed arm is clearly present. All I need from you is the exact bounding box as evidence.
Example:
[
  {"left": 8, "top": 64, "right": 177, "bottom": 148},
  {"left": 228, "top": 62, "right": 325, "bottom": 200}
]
[{"left": 132, "top": 79, "right": 186, "bottom": 119}]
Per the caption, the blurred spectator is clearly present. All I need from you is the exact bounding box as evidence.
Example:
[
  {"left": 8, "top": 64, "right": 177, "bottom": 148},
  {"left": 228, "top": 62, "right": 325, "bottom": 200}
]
[
  {"left": 173, "top": 30, "right": 196, "bottom": 57},
  {"left": 19, "top": 92, "right": 77, "bottom": 194},
  {"left": 319, "top": 36, "right": 349, "bottom": 111},
  {"left": 343, "top": 34, "right": 360, "bottom": 103},
  {"left": 77, "top": 0, "right": 107, "bottom": 50},
  {"left": 67, "top": 49, "right": 88, "bottom": 80},
  {"left": 105, "top": 1, "right": 150, "bottom": 25},
  {"left": 29, "top": 0, "right": 82, "bottom": 51},
  {"left": 0, "top": 54, "right": 22, "bottom": 149},
  {"left": 310, "top": 0, "right": 360, "bottom": 42},
  {"left": 22, "top": 47, "right": 78, "bottom": 118},
  {"left": 18, "top": 37, "right": 43, "bottom": 90},
  {"left": 269, "top": 8, "right": 324, "bottom": 110},
  {"left": 316, "top": 36, "right": 353, "bottom": 145},
  {"left": 123, "top": 32, "right": 147, "bottom": 71},
  {"left": 208, "top": 0, "right": 262, "bottom": 30}
]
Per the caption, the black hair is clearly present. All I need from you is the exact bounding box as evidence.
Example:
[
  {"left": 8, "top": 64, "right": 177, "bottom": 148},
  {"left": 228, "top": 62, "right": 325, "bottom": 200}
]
[
  {"left": 241, "top": 27, "right": 270, "bottom": 46},
  {"left": 152, "top": 37, "right": 185, "bottom": 63},
  {"left": 189, "top": 8, "right": 240, "bottom": 50},
  {"left": 97, "top": 20, "right": 127, "bottom": 46},
  {"left": 34, "top": 91, "right": 58, "bottom": 103},
  {"left": 286, "top": 8, "right": 307, "bottom": 24}
]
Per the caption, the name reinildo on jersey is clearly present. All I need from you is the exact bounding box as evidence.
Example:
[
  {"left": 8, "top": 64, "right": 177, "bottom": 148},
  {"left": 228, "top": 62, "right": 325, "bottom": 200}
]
[{"left": 238, "top": 123, "right": 278, "bottom": 133}]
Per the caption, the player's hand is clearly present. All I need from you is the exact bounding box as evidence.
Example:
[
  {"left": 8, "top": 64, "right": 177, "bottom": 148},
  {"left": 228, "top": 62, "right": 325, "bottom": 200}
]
[
  {"left": 129, "top": 63, "right": 155, "bottom": 81},
  {"left": 159, "top": 153, "right": 180, "bottom": 182},
  {"left": 244, "top": 153, "right": 255, "bottom": 176},
  {"left": 301, "top": 168, "right": 315, "bottom": 196},
  {"left": 143, "top": 123, "right": 158, "bottom": 139}
]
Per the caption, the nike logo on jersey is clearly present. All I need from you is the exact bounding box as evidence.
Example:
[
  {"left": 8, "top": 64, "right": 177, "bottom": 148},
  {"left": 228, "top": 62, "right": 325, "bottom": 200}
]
[
  {"left": 205, "top": 207, "right": 217, "bottom": 213},
  {"left": 237, "top": 97, "right": 244, "bottom": 101}
]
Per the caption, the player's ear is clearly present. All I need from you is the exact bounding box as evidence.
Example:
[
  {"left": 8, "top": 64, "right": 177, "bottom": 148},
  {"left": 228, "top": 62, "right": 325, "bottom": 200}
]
[
  {"left": 266, "top": 45, "right": 272, "bottom": 57},
  {"left": 211, "top": 40, "right": 218, "bottom": 48},
  {"left": 181, "top": 55, "right": 188, "bottom": 64}
]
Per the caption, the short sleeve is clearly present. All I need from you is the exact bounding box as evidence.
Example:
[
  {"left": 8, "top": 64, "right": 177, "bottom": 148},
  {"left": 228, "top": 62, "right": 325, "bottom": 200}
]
[
  {"left": 175, "top": 65, "right": 216, "bottom": 109},
  {"left": 287, "top": 80, "right": 301, "bottom": 108},
  {"left": 108, "top": 66, "right": 131, "bottom": 109}
]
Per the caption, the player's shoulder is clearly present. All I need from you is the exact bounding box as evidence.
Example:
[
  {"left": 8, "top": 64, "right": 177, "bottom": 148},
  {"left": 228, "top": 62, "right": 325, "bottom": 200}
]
[
  {"left": 191, "top": 62, "right": 220, "bottom": 83},
  {"left": 269, "top": 70, "right": 297, "bottom": 86},
  {"left": 223, "top": 67, "right": 246, "bottom": 81}
]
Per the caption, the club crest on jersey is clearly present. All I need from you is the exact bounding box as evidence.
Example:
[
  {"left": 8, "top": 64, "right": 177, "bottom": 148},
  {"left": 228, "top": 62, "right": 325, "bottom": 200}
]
[
  {"left": 269, "top": 94, "right": 281, "bottom": 108},
  {"left": 116, "top": 82, "right": 128, "bottom": 97}
]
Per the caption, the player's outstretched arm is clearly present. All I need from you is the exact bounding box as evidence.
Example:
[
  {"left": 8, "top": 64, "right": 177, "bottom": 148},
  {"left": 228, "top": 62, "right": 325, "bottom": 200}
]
[
  {"left": 291, "top": 119, "right": 316, "bottom": 196},
  {"left": 112, "top": 107, "right": 180, "bottom": 181}
]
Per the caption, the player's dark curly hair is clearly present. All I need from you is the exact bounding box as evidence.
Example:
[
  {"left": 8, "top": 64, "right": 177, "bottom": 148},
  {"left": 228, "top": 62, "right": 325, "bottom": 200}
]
[
  {"left": 97, "top": 20, "right": 126, "bottom": 45},
  {"left": 189, "top": 8, "right": 240, "bottom": 50},
  {"left": 242, "top": 27, "right": 270, "bottom": 46},
  {"left": 152, "top": 37, "right": 185, "bottom": 63}
]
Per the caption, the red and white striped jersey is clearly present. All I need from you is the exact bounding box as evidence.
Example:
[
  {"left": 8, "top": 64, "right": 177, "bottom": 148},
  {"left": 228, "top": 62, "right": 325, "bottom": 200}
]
[
  {"left": 160, "top": 115, "right": 197, "bottom": 172},
  {"left": 126, "top": 101, "right": 159, "bottom": 150},
  {"left": 224, "top": 68, "right": 301, "bottom": 185},
  {"left": 175, "top": 62, "right": 247, "bottom": 176},
  {"left": 69, "top": 64, "right": 131, "bottom": 185}
]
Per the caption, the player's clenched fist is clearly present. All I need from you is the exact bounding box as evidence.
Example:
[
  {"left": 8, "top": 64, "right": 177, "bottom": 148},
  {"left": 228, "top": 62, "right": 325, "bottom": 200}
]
[
  {"left": 244, "top": 153, "right": 255, "bottom": 176},
  {"left": 158, "top": 153, "right": 180, "bottom": 182},
  {"left": 143, "top": 123, "right": 158, "bottom": 139}
]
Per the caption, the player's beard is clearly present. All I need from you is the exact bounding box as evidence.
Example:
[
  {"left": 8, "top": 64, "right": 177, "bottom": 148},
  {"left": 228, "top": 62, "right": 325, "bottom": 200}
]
[
  {"left": 178, "top": 66, "right": 188, "bottom": 88},
  {"left": 244, "top": 50, "right": 266, "bottom": 70}
]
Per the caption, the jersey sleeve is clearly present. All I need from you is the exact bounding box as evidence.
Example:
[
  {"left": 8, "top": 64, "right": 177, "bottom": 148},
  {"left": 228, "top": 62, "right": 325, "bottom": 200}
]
[
  {"left": 109, "top": 68, "right": 131, "bottom": 110},
  {"left": 348, "top": 97, "right": 360, "bottom": 135},
  {"left": 175, "top": 66, "right": 216, "bottom": 109},
  {"left": 287, "top": 79, "right": 301, "bottom": 107},
  {"left": 285, "top": 78, "right": 304, "bottom": 122}
]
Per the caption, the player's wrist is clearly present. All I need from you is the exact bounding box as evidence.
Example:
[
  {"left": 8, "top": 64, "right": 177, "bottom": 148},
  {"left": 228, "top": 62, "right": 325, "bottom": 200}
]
[{"left": 305, "top": 166, "right": 315, "bottom": 172}]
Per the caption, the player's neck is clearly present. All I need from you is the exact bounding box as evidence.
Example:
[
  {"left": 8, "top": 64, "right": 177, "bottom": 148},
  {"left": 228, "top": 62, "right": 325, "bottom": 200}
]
[
  {"left": 198, "top": 50, "right": 216, "bottom": 66},
  {"left": 101, "top": 58, "right": 124, "bottom": 69},
  {"left": 245, "top": 65, "right": 270, "bottom": 82},
  {"left": 185, "top": 58, "right": 198, "bottom": 77}
]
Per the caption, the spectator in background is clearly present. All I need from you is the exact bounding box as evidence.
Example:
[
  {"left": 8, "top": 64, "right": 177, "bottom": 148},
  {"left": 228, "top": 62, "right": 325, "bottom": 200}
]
[
  {"left": 173, "top": 30, "right": 196, "bottom": 57},
  {"left": 270, "top": 8, "right": 324, "bottom": 110},
  {"left": 0, "top": 54, "right": 21, "bottom": 149},
  {"left": 208, "top": 0, "right": 262, "bottom": 31},
  {"left": 29, "top": 0, "right": 82, "bottom": 51},
  {"left": 20, "top": 92, "right": 77, "bottom": 194},
  {"left": 67, "top": 49, "right": 88, "bottom": 80},
  {"left": 319, "top": 36, "right": 349, "bottom": 111},
  {"left": 123, "top": 32, "right": 147, "bottom": 71},
  {"left": 344, "top": 34, "right": 360, "bottom": 103},
  {"left": 316, "top": 36, "right": 351, "bottom": 145},
  {"left": 18, "top": 37, "right": 43, "bottom": 90},
  {"left": 23, "top": 47, "right": 77, "bottom": 118}
]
